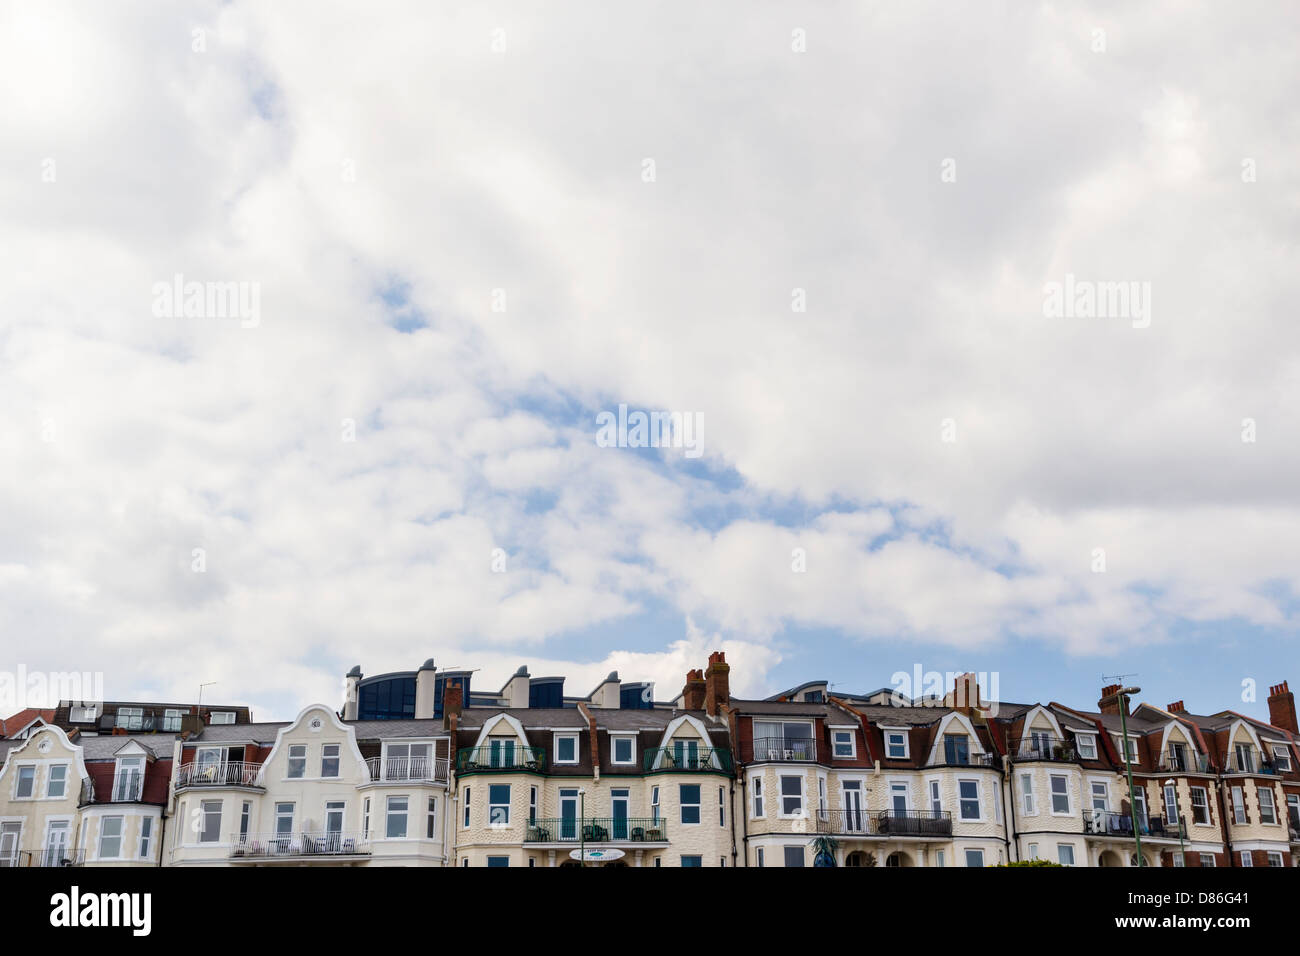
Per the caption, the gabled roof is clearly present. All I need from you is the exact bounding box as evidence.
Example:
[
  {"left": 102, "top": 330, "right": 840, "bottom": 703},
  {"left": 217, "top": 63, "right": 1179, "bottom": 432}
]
[{"left": 0, "top": 708, "right": 55, "bottom": 738}]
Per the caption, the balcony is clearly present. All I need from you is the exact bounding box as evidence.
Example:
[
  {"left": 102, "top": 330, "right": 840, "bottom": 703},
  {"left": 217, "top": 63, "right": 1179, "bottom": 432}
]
[
  {"left": 814, "top": 809, "right": 952, "bottom": 838},
  {"left": 933, "top": 751, "right": 999, "bottom": 769},
  {"left": 1082, "top": 811, "right": 1176, "bottom": 838},
  {"left": 80, "top": 773, "right": 155, "bottom": 805},
  {"left": 175, "top": 761, "right": 263, "bottom": 790},
  {"left": 0, "top": 852, "right": 32, "bottom": 868},
  {"left": 229, "top": 832, "right": 370, "bottom": 861},
  {"left": 365, "top": 755, "right": 449, "bottom": 784},
  {"left": 524, "top": 817, "right": 667, "bottom": 844},
  {"left": 1224, "top": 750, "right": 1275, "bottom": 775},
  {"left": 643, "top": 746, "right": 733, "bottom": 772},
  {"left": 35, "top": 849, "right": 85, "bottom": 867},
  {"left": 752, "top": 736, "right": 817, "bottom": 763},
  {"left": 1015, "top": 736, "right": 1076, "bottom": 762},
  {"left": 1158, "top": 751, "right": 1212, "bottom": 774},
  {"left": 456, "top": 746, "right": 546, "bottom": 773}
]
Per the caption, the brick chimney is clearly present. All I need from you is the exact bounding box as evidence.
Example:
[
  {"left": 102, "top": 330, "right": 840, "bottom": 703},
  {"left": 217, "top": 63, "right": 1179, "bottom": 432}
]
[
  {"left": 704, "top": 652, "right": 730, "bottom": 716},
  {"left": 1268, "top": 681, "right": 1297, "bottom": 735},
  {"left": 945, "top": 673, "right": 982, "bottom": 715},
  {"left": 1098, "top": 684, "right": 1128, "bottom": 717},
  {"left": 442, "top": 684, "right": 463, "bottom": 732},
  {"left": 1167, "top": 700, "right": 1185, "bottom": 714},
  {"left": 681, "top": 669, "right": 706, "bottom": 711}
]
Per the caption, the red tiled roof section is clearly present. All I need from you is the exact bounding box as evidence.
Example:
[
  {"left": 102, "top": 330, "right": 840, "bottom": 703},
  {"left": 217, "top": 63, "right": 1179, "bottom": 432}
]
[{"left": 0, "top": 708, "right": 55, "bottom": 738}]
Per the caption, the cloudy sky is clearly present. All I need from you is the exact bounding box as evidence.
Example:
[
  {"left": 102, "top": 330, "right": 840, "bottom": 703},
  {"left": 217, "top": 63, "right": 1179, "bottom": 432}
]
[{"left": 2, "top": 1, "right": 1297, "bottom": 722}]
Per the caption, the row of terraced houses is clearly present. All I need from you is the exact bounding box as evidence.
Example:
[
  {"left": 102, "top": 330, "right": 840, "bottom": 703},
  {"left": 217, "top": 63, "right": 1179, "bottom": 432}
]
[{"left": 2, "top": 654, "right": 1299, "bottom": 867}]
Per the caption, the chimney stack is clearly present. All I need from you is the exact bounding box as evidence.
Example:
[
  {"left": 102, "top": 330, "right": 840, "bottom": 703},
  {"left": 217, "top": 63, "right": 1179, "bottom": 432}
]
[
  {"left": 1098, "top": 684, "right": 1128, "bottom": 717},
  {"left": 704, "top": 652, "right": 730, "bottom": 716},
  {"left": 945, "top": 673, "right": 982, "bottom": 715},
  {"left": 415, "top": 659, "right": 437, "bottom": 719},
  {"left": 681, "top": 669, "right": 707, "bottom": 711},
  {"left": 1268, "top": 681, "right": 1297, "bottom": 735},
  {"left": 442, "top": 684, "right": 463, "bottom": 730},
  {"left": 1167, "top": 700, "right": 1185, "bottom": 714}
]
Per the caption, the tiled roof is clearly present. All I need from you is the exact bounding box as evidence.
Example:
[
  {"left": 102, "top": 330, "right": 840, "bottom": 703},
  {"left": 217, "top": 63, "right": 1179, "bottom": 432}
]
[
  {"left": 0, "top": 708, "right": 55, "bottom": 737},
  {"left": 80, "top": 734, "right": 178, "bottom": 759}
]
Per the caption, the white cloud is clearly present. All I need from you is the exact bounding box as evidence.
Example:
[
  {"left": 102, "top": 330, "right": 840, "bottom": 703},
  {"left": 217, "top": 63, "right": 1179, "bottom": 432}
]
[{"left": 1, "top": 1, "right": 1297, "bottom": 717}]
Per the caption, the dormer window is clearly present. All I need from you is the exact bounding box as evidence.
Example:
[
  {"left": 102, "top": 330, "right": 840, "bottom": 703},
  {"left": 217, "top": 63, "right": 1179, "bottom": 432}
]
[
  {"left": 114, "top": 756, "right": 144, "bottom": 801},
  {"left": 116, "top": 708, "right": 144, "bottom": 731},
  {"left": 884, "top": 731, "right": 909, "bottom": 760},
  {"left": 611, "top": 735, "right": 636, "bottom": 765},
  {"left": 209, "top": 711, "right": 235, "bottom": 725},
  {"left": 1234, "top": 743, "right": 1254, "bottom": 773},
  {"left": 554, "top": 733, "right": 579, "bottom": 765},
  {"left": 831, "top": 730, "right": 855, "bottom": 759},
  {"left": 70, "top": 704, "right": 98, "bottom": 723},
  {"left": 163, "top": 709, "right": 183, "bottom": 732},
  {"left": 1075, "top": 734, "right": 1097, "bottom": 760},
  {"left": 1272, "top": 744, "right": 1292, "bottom": 772},
  {"left": 943, "top": 734, "right": 970, "bottom": 765}
]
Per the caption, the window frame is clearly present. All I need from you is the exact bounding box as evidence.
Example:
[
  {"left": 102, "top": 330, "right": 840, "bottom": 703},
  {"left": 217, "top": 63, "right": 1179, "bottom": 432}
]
[
  {"left": 553, "top": 732, "right": 580, "bottom": 765},
  {"left": 679, "top": 783, "right": 702, "bottom": 825},
  {"left": 286, "top": 744, "right": 307, "bottom": 779},
  {"left": 778, "top": 774, "right": 805, "bottom": 819},
  {"left": 1258, "top": 785, "right": 1277, "bottom": 825},
  {"left": 1075, "top": 733, "right": 1097, "bottom": 760},
  {"left": 831, "top": 729, "right": 856, "bottom": 759},
  {"left": 1190, "top": 786, "right": 1211, "bottom": 826},
  {"left": 97, "top": 815, "right": 125, "bottom": 860},
  {"left": 610, "top": 734, "right": 637, "bottom": 766},
  {"left": 884, "top": 730, "right": 909, "bottom": 760},
  {"left": 958, "top": 779, "right": 982, "bottom": 821},
  {"left": 488, "top": 784, "right": 511, "bottom": 827},
  {"left": 386, "top": 795, "right": 410, "bottom": 839},
  {"left": 199, "top": 800, "right": 223, "bottom": 844},
  {"left": 45, "top": 763, "right": 69, "bottom": 799},
  {"left": 320, "top": 743, "right": 340, "bottom": 778}
]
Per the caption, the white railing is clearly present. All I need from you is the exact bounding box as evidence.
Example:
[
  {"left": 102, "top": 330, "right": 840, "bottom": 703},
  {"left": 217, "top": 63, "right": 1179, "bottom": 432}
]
[
  {"left": 229, "top": 832, "right": 370, "bottom": 859},
  {"left": 366, "top": 755, "right": 449, "bottom": 783},
  {"left": 176, "top": 761, "right": 263, "bottom": 789}
]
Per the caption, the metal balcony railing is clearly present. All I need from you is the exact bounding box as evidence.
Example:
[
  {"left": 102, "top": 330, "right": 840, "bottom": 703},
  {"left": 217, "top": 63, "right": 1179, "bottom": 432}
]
[
  {"left": 0, "top": 851, "right": 33, "bottom": 868},
  {"left": 176, "top": 761, "right": 264, "bottom": 789},
  {"left": 81, "top": 773, "right": 154, "bottom": 804},
  {"left": 643, "top": 746, "right": 732, "bottom": 772},
  {"left": 814, "top": 809, "right": 953, "bottom": 837},
  {"left": 1224, "top": 750, "right": 1275, "bottom": 774},
  {"left": 752, "top": 736, "right": 817, "bottom": 763},
  {"left": 1082, "top": 810, "right": 1173, "bottom": 837},
  {"left": 365, "top": 755, "right": 449, "bottom": 783},
  {"left": 1158, "top": 750, "right": 1212, "bottom": 773},
  {"left": 456, "top": 746, "right": 546, "bottom": 772},
  {"left": 934, "top": 751, "right": 999, "bottom": 769},
  {"left": 524, "top": 817, "right": 667, "bottom": 843},
  {"left": 35, "top": 848, "right": 85, "bottom": 867},
  {"left": 230, "top": 832, "right": 370, "bottom": 859},
  {"left": 1015, "top": 736, "right": 1076, "bottom": 762}
]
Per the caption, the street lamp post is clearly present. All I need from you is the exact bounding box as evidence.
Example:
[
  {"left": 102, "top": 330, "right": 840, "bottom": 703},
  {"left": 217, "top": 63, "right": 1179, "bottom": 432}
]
[
  {"left": 1165, "top": 778, "right": 1187, "bottom": 865},
  {"left": 1117, "top": 686, "right": 1144, "bottom": 866},
  {"left": 578, "top": 788, "right": 586, "bottom": 868}
]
